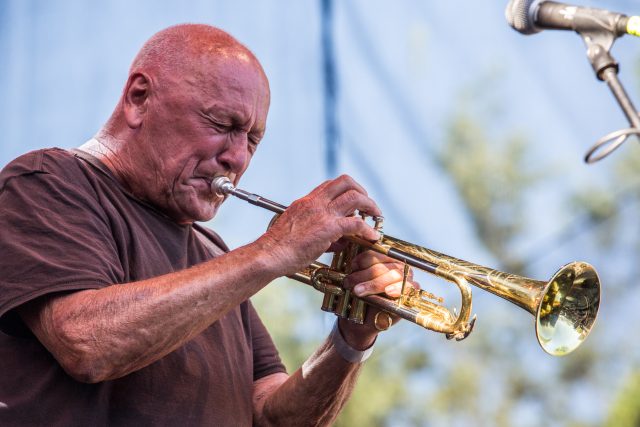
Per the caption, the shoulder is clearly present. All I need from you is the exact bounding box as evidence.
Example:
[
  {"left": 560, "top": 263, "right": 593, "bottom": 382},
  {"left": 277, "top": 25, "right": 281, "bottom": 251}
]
[{"left": 0, "top": 148, "right": 83, "bottom": 191}]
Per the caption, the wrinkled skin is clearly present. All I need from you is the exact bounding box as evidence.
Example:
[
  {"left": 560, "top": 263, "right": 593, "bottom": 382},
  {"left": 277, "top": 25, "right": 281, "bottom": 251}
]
[{"left": 90, "top": 52, "right": 270, "bottom": 224}]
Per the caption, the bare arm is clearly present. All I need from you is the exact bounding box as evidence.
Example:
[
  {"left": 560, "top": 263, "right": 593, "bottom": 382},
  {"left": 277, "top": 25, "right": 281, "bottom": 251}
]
[
  {"left": 19, "top": 239, "right": 281, "bottom": 383},
  {"left": 253, "top": 319, "right": 375, "bottom": 427}
]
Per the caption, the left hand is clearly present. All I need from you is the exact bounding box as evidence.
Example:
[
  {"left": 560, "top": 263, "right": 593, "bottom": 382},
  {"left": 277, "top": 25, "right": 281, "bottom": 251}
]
[{"left": 338, "top": 250, "right": 420, "bottom": 349}]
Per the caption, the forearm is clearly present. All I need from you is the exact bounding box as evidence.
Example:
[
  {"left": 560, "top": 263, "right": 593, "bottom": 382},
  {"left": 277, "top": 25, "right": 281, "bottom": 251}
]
[
  {"left": 255, "top": 321, "right": 375, "bottom": 427},
  {"left": 21, "top": 239, "right": 279, "bottom": 383}
]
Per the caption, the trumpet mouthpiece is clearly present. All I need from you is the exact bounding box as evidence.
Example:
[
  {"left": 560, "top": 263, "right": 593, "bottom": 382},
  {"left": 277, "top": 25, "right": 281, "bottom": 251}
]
[{"left": 211, "top": 176, "right": 234, "bottom": 197}]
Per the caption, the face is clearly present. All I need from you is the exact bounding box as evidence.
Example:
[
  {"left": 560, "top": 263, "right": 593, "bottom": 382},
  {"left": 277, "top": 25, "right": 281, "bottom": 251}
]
[{"left": 132, "top": 54, "right": 270, "bottom": 224}]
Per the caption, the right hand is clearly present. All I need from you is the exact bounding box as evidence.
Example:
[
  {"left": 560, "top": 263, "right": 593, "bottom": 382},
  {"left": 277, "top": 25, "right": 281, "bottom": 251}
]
[{"left": 257, "top": 174, "right": 382, "bottom": 275}]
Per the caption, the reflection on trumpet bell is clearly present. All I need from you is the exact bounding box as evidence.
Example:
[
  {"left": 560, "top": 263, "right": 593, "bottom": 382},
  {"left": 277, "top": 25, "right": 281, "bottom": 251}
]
[{"left": 536, "top": 262, "right": 600, "bottom": 356}]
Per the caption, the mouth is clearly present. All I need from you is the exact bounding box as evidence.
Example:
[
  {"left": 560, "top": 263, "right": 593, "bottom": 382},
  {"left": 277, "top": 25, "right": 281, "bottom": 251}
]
[{"left": 194, "top": 175, "right": 232, "bottom": 203}]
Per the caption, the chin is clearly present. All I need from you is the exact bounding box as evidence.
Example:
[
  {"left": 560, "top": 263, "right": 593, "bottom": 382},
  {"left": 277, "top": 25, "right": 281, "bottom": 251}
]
[
  {"left": 175, "top": 192, "right": 220, "bottom": 223},
  {"left": 171, "top": 204, "right": 217, "bottom": 224},
  {"left": 194, "top": 204, "right": 220, "bottom": 223}
]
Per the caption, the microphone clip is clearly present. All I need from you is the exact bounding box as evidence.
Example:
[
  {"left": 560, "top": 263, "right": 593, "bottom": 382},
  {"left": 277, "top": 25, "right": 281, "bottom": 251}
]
[{"left": 579, "top": 30, "right": 640, "bottom": 163}]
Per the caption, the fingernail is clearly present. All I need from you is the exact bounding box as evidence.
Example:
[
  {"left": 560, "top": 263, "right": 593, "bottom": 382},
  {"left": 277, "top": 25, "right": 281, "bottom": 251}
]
[
  {"left": 385, "top": 284, "right": 398, "bottom": 294},
  {"left": 354, "top": 284, "right": 366, "bottom": 295}
]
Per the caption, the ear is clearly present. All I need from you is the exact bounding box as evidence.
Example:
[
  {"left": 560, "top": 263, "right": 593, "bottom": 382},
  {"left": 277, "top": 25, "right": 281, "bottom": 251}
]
[{"left": 123, "top": 73, "right": 151, "bottom": 129}]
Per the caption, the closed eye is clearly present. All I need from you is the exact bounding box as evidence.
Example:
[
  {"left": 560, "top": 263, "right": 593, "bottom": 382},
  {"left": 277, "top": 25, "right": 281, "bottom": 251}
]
[
  {"left": 211, "top": 121, "right": 232, "bottom": 133},
  {"left": 198, "top": 110, "right": 232, "bottom": 133}
]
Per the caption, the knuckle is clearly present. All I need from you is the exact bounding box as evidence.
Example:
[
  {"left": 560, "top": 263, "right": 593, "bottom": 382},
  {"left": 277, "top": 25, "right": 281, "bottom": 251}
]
[
  {"left": 342, "top": 215, "right": 363, "bottom": 231},
  {"left": 336, "top": 216, "right": 351, "bottom": 230},
  {"left": 337, "top": 174, "right": 352, "bottom": 183},
  {"left": 344, "top": 189, "right": 360, "bottom": 203},
  {"left": 319, "top": 178, "right": 333, "bottom": 188},
  {"left": 375, "top": 263, "right": 391, "bottom": 275}
]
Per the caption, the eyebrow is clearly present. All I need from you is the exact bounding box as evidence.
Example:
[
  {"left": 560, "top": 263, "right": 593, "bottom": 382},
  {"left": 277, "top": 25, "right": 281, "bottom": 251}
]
[{"left": 200, "top": 107, "right": 264, "bottom": 136}]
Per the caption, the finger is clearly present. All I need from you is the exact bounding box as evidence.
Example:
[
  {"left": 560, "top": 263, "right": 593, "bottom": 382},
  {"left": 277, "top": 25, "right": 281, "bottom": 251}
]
[
  {"left": 350, "top": 269, "right": 406, "bottom": 297},
  {"left": 356, "top": 277, "right": 420, "bottom": 298},
  {"left": 336, "top": 216, "right": 381, "bottom": 242},
  {"left": 379, "top": 280, "right": 421, "bottom": 298},
  {"left": 297, "top": 178, "right": 340, "bottom": 207},
  {"left": 345, "top": 262, "right": 404, "bottom": 288},
  {"left": 320, "top": 174, "right": 369, "bottom": 200},
  {"left": 299, "top": 176, "right": 380, "bottom": 218},
  {"left": 328, "top": 189, "right": 382, "bottom": 218},
  {"left": 308, "top": 178, "right": 335, "bottom": 196},
  {"left": 351, "top": 250, "right": 403, "bottom": 271}
]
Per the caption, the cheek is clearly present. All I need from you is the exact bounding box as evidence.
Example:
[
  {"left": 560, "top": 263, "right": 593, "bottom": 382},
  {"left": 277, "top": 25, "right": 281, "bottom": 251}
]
[
  {"left": 197, "top": 134, "right": 231, "bottom": 162},
  {"left": 178, "top": 151, "right": 211, "bottom": 181}
]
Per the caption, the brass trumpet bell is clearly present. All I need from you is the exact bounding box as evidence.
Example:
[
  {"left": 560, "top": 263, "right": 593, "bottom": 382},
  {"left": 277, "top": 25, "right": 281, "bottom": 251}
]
[{"left": 534, "top": 262, "right": 600, "bottom": 356}]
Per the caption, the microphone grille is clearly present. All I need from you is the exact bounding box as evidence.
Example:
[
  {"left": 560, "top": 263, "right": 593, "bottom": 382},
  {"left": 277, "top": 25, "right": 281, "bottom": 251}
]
[{"left": 505, "top": 0, "right": 542, "bottom": 34}]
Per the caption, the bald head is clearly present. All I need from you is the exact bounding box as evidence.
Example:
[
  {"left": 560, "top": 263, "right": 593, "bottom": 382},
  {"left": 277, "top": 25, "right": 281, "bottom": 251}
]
[
  {"left": 129, "top": 24, "right": 265, "bottom": 83},
  {"left": 100, "top": 23, "right": 269, "bottom": 137}
]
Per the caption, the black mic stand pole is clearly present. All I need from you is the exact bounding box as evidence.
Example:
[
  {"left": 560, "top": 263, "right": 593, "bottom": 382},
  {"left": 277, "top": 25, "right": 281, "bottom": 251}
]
[{"left": 581, "top": 31, "right": 640, "bottom": 163}]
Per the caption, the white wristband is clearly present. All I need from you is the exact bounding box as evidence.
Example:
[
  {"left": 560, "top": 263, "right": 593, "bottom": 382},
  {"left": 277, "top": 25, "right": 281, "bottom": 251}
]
[{"left": 329, "top": 321, "right": 374, "bottom": 364}]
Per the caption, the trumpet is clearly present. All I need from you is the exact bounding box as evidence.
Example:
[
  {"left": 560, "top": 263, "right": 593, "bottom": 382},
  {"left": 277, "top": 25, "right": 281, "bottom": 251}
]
[{"left": 212, "top": 177, "right": 600, "bottom": 356}]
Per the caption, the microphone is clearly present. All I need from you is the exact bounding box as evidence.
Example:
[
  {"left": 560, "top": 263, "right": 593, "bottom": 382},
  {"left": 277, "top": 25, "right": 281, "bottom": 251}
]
[
  {"left": 505, "top": 0, "right": 640, "bottom": 37},
  {"left": 505, "top": 1, "right": 640, "bottom": 163}
]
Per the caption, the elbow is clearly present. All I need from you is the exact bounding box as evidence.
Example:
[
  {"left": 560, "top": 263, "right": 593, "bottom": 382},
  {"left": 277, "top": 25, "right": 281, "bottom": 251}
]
[
  {"left": 52, "top": 326, "right": 113, "bottom": 384},
  {"left": 19, "top": 292, "right": 120, "bottom": 383},
  {"left": 60, "top": 356, "right": 111, "bottom": 384},
  {"left": 55, "top": 345, "right": 113, "bottom": 384}
]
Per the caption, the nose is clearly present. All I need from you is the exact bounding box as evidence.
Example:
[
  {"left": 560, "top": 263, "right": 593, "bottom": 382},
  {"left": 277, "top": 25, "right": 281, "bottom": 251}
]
[{"left": 218, "top": 132, "right": 250, "bottom": 174}]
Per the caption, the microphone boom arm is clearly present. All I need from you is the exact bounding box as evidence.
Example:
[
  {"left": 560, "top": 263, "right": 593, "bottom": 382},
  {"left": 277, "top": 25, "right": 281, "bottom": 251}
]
[
  {"left": 505, "top": 0, "right": 640, "bottom": 163},
  {"left": 580, "top": 28, "right": 640, "bottom": 163}
]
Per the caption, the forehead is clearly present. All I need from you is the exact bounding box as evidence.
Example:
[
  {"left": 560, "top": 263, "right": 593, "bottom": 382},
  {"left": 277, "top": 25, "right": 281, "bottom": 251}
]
[
  {"left": 187, "top": 53, "right": 269, "bottom": 107},
  {"left": 179, "top": 55, "right": 270, "bottom": 125}
]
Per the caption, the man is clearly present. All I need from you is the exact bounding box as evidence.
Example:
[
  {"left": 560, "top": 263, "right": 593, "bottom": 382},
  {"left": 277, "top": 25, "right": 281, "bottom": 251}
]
[{"left": 0, "top": 24, "right": 412, "bottom": 426}]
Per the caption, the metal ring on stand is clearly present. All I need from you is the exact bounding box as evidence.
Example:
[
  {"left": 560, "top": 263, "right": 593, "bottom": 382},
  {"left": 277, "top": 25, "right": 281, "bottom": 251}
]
[{"left": 585, "top": 127, "right": 640, "bottom": 163}]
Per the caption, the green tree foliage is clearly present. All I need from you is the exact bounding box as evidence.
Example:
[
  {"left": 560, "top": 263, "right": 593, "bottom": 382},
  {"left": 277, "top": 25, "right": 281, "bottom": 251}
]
[
  {"left": 438, "top": 110, "right": 539, "bottom": 274},
  {"left": 605, "top": 370, "right": 640, "bottom": 427}
]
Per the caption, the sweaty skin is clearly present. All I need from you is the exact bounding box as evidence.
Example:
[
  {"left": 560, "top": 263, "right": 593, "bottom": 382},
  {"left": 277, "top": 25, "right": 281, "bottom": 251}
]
[{"left": 18, "top": 24, "right": 416, "bottom": 426}]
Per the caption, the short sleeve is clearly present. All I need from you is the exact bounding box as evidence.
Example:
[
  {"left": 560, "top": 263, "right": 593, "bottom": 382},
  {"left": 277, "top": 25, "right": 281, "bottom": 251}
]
[
  {"left": 247, "top": 301, "right": 287, "bottom": 381},
  {"left": 0, "top": 151, "right": 124, "bottom": 334}
]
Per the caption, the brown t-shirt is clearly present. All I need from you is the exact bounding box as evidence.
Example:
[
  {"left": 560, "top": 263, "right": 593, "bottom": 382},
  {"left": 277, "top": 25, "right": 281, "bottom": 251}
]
[{"left": 0, "top": 148, "right": 286, "bottom": 426}]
